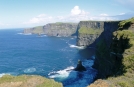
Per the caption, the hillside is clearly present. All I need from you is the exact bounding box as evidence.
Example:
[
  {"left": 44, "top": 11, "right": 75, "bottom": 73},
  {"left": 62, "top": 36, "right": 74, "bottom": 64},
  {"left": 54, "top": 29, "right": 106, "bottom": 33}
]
[{"left": 0, "top": 75, "right": 63, "bottom": 87}]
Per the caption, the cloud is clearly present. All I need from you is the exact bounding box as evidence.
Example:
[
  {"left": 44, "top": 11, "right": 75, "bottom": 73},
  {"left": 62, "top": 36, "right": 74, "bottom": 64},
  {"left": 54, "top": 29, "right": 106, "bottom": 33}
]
[
  {"left": 0, "top": 22, "right": 10, "bottom": 26},
  {"left": 23, "top": 5, "right": 134, "bottom": 27},
  {"left": 100, "top": 13, "right": 109, "bottom": 16},
  {"left": 114, "top": 12, "right": 134, "bottom": 20},
  {"left": 71, "top": 6, "right": 89, "bottom": 16},
  {"left": 57, "top": 6, "right": 89, "bottom": 22},
  {"left": 71, "top": 6, "right": 81, "bottom": 15},
  {"left": 23, "top": 14, "right": 53, "bottom": 24},
  {"left": 0, "top": 21, "right": 5, "bottom": 25}
]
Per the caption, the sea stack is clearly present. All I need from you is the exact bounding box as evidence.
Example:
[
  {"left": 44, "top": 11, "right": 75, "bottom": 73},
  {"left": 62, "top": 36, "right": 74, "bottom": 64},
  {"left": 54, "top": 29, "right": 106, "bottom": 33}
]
[{"left": 74, "top": 60, "right": 86, "bottom": 72}]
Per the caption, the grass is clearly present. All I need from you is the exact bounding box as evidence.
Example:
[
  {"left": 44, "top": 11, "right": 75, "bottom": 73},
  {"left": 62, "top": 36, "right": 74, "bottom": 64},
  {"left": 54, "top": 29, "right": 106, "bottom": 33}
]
[
  {"left": 32, "top": 26, "right": 44, "bottom": 34},
  {"left": 78, "top": 26, "right": 103, "bottom": 34},
  {"left": 0, "top": 75, "right": 63, "bottom": 87},
  {"left": 118, "top": 17, "right": 134, "bottom": 30}
]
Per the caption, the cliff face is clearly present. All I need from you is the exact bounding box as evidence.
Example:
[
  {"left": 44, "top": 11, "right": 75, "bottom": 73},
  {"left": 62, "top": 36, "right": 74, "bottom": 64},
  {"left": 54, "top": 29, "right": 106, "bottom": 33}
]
[
  {"left": 76, "top": 21, "right": 120, "bottom": 78},
  {"left": 77, "top": 21, "right": 120, "bottom": 46},
  {"left": 77, "top": 21, "right": 104, "bottom": 46},
  {"left": 89, "top": 17, "right": 134, "bottom": 87},
  {"left": 24, "top": 26, "right": 44, "bottom": 34},
  {"left": 24, "top": 23, "right": 78, "bottom": 37},
  {"left": 43, "top": 23, "right": 78, "bottom": 36}
]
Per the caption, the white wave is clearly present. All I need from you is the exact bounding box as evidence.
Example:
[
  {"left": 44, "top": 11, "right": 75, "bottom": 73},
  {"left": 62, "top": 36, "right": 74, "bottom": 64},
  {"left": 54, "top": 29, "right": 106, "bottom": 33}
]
[
  {"left": 69, "top": 44, "right": 85, "bottom": 49},
  {"left": 17, "top": 33, "right": 23, "bottom": 35},
  {"left": 17, "top": 33, "right": 32, "bottom": 35},
  {"left": 0, "top": 73, "right": 10, "bottom": 77},
  {"left": 37, "top": 35, "right": 47, "bottom": 37},
  {"left": 57, "top": 35, "right": 61, "bottom": 37},
  {"left": 48, "top": 66, "right": 75, "bottom": 79},
  {"left": 23, "top": 33, "right": 32, "bottom": 35},
  {"left": 24, "top": 68, "right": 36, "bottom": 73},
  {"left": 48, "top": 60, "right": 97, "bottom": 87}
]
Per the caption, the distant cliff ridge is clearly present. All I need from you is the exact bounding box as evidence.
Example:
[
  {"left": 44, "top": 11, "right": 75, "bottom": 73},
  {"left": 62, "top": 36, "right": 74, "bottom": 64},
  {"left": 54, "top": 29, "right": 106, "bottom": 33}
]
[{"left": 24, "top": 23, "right": 78, "bottom": 37}]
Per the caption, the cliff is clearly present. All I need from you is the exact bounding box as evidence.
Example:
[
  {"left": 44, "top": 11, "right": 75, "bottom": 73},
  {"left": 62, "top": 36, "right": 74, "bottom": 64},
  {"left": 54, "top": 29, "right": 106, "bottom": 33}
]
[
  {"left": 76, "top": 21, "right": 104, "bottom": 46},
  {"left": 24, "top": 26, "right": 44, "bottom": 34},
  {"left": 24, "top": 22, "right": 78, "bottom": 37},
  {"left": 86, "top": 17, "right": 134, "bottom": 87},
  {"left": 76, "top": 20, "right": 120, "bottom": 77},
  {"left": 77, "top": 21, "right": 120, "bottom": 46}
]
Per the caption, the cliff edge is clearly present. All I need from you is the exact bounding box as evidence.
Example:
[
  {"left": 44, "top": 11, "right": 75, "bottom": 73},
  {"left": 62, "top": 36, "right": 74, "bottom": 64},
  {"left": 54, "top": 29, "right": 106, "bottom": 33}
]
[{"left": 24, "top": 22, "right": 78, "bottom": 37}]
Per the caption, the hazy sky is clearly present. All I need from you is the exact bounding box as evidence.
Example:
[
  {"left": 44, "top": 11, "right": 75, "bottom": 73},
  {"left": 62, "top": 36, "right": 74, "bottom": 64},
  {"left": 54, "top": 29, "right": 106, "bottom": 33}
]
[{"left": 0, "top": 0, "right": 134, "bottom": 29}]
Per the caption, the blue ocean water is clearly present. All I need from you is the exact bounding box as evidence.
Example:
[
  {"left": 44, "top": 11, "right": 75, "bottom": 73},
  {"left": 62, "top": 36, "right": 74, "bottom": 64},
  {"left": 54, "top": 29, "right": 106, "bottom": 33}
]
[{"left": 0, "top": 29, "right": 97, "bottom": 87}]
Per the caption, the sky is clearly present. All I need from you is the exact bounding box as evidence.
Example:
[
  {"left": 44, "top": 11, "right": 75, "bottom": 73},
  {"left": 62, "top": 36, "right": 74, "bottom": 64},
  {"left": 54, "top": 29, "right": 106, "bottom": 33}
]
[{"left": 0, "top": 0, "right": 134, "bottom": 29}]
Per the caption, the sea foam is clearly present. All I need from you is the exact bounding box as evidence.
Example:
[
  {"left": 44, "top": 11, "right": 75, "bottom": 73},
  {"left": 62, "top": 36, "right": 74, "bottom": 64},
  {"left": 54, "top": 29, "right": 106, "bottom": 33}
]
[
  {"left": 0, "top": 73, "right": 10, "bottom": 77},
  {"left": 48, "top": 59, "right": 97, "bottom": 87},
  {"left": 24, "top": 68, "right": 36, "bottom": 73},
  {"left": 69, "top": 44, "right": 85, "bottom": 49}
]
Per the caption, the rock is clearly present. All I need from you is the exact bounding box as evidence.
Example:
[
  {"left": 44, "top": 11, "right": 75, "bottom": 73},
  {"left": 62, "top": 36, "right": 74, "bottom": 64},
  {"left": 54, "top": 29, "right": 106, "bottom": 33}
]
[{"left": 74, "top": 60, "right": 86, "bottom": 72}]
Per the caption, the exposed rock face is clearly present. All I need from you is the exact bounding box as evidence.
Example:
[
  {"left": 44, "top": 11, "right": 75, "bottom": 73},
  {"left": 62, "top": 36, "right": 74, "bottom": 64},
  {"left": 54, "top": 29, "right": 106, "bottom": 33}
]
[
  {"left": 77, "top": 21, "right": 104, "bottom": 46},
  {"left": 77, "top": 21, "right": 120, "bottom": 46},
  {"left": 92, "top": 22, "right": 121, "bottom": 78},
  {"left": 24, "top": 23, "right": 78, "bottom": 37}
]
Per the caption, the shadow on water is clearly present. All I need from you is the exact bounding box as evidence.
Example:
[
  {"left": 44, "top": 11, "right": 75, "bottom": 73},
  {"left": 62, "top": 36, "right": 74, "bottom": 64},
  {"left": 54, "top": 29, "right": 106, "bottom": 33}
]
[{"left": 78, "top": 48, "right": 96, "bottom": 59}]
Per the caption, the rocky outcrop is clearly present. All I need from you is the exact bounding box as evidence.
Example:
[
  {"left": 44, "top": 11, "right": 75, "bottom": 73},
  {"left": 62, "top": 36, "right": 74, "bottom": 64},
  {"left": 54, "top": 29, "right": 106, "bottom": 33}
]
[
  {"left": 74, "top": 60, "right": 86, "bottom": 72},
  {"left": 24, "top": 23, "right": 78, "bottom": 37}
]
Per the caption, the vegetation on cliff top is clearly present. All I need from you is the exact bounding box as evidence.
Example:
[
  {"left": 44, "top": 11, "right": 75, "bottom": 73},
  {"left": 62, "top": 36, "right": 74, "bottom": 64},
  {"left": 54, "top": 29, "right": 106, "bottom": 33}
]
[
  {"left": 0, "top": 75, "right": 63, "bottom": 87},
  {"left": 32, "top": 26, "right": 44, "bottom": 34},
  {"left": 78, "top": 26, "right": 103, "bottom": 34},
  {"left": 118, "top": 17, "right": 134, "bottom": 30}
]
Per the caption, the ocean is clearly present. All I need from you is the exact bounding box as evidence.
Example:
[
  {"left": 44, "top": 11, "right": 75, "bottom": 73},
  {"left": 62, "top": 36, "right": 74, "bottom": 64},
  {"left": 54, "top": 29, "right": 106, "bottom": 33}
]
[{"left": 0, "top": 29, "right": 97, "bottom": 87}]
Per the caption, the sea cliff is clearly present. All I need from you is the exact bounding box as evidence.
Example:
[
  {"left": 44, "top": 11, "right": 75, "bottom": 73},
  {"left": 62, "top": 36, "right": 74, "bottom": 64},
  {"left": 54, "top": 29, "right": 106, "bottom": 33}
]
[
  {"left": 83, "top": 18, "right": 134, "bottom": 87},
  {"left": 77, "top": 21, "right": 120, "bottom": 46},
  {"left": 24, "top": 22, "right": 78, "bottom": 37}
]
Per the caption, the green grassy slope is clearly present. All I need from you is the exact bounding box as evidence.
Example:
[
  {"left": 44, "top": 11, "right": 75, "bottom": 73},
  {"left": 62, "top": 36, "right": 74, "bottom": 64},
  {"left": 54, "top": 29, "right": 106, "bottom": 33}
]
[
  {"left": 0, "top": 75, "right": 63, "bottom": 87},
  {"left": 32, "top": 26, "right": 44, "bottom": 34}
]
